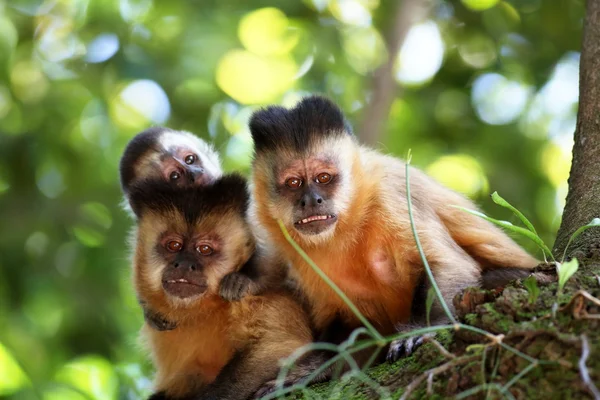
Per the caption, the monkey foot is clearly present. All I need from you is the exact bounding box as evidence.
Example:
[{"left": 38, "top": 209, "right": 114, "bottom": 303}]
[{"left": 386, "top": 335, "right": 426, "bottom": 363}]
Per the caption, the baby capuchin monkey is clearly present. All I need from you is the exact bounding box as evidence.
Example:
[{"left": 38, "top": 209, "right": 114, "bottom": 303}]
[
  {"left": 128, "top": 175, "right": 318, "bottom": 400},
  {"left": 248, "top": 96, "right": 540, "bottom": 364},
  {"left": 119, "top": 126, "right": 223, "bottom": 201}
]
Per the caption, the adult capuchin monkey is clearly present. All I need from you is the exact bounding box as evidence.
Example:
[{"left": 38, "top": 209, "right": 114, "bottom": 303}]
[
  {"left": 128, "top": 175, "right": 322, "bottom": 400},
  {"left": 248, "top": 95, "right": 539, "bottom": 366}
]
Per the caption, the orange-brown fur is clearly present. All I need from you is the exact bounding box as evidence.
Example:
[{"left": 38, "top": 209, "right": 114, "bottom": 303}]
[
  {"left": 251, "top": 136, "right": 539, "bottom": 336},
  {"left": 133, "top": 204, "right": 312, "bottom": 398}
]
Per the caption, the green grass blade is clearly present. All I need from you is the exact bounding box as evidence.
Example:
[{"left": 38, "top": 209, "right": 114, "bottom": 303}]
[
  {"left": 491, "top": 191, "right": 538, "bottom": 235},
  {"left": 453, "top": 206, "right": 555, "bottom": 261},
  {"left": 561, "top": 218, "right": 600, "bottom": 261},
  {"left": 406, "top": 151, "right": 457, "bottom": 324},
  {"left": 557, "top": 258, "right": 579, "bottom": 293},
  {"left": 277, "top": 220, "right": 385, "bottom": 342}
]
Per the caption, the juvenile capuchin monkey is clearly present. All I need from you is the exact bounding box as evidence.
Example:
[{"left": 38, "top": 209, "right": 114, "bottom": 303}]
[
  {"left": 128, "top": 175, "right": 320, "bottom": 400},
  {"left": 119, "top": 127, "right": 223, "bottom": 201},
  {"left": 248, "top": 96, "right": 540, "bottom": 365}
]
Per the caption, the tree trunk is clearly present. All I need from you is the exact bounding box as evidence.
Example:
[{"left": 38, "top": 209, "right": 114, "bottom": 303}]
[
  {"left": 553, "top": 0, "right": 600, "bottom": 259},
  {"left": 359, "top": 0, "right": 426, "bottom": 146}
]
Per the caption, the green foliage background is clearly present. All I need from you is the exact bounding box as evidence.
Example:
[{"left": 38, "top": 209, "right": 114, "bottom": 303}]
[{"left": 0, "top": 0, "right": 584, "bottom": 398}]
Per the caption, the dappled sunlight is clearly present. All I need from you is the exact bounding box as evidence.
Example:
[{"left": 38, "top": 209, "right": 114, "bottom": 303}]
[
  {"left": 342, "top": 26, "right": 387, "bottom": 74},
  {"left": 216, "top": 50, "right": 297, "bottom": 105},
  {"left": 0, "top": 342, "right": 29, "bottom": 396},
  {"left": 10, "top": 60, "right": 49, "bottom": 104},
  {"left": 395, "top": 21, "right": 444, "bottom": 86},
  {"left": 54, "top": 355, "right": 118, "bottom": 400},
  {"left": 329, "top": 0, "right": 375, "bottom": 27},
  {"left": 540, "top": 142, "right": 573, "bottom": 189},
  {"left": 85, "top": 33, "right": 119, "bottom": 63},
  {"left": 458, "top": 32, "right": 496, "bottom": 69},
  {"left": 472, "top": 73, "right": 532, "bottom": 125},
  {"left": 110, "top": 80, "right": 171, "bottom": 130},
  {"left": 426, "top": 154, "right": 489, "bottom": 198},
  {"left": 238, "top": 8, "right": 299, "bottom": 56}
]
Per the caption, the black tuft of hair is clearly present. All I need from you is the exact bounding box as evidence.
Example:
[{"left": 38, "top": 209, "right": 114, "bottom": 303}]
[
  {"left": 128, "top": 174, "right": 249, "bottom": 224},
  {"left": 119, "top": 127, "right": 171, "bottom": 193},
  {"left": 249, "top": 95, "right": 351, "bottom": 154}
]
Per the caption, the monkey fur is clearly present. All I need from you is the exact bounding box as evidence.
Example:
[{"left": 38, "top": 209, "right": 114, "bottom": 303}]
[
  {"left": 248, "top": 96, "right": 540, "bottom": 364},
  {"left": 120, "top": 127, "right": 223, "bottom": 200},
  {"left": 128, "top": 175, "right": 320, "bottom": 400},
  {"left": 119, "top": 127, "right": 274, "bottom": 304}
]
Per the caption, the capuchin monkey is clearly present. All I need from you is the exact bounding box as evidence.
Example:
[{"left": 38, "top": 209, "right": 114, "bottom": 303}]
[
  {"left": 128, "top": 175, "right": 322, "bottom": 400},
  {"left": 119, "top": 127, "right": 223, "bottom": 202},
  {"left": 119, "top": 127, "right": 270, "bottom": 302},
  {"left": 248, "top": 96, "right": 540, "bottom": 365}
]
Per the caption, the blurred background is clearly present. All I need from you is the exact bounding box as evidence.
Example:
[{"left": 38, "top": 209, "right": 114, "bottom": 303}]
[{"left": 0, "top": 0, "right": 583, "bottom": 398}]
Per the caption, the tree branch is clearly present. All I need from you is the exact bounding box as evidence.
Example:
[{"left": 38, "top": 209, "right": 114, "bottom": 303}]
[{"left": 358, "top": 0, "right": 428, "bottom": 146}]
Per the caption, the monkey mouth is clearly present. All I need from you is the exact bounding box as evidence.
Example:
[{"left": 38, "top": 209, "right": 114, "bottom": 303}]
[
  {"left": 295, "top": 215, "right": 336, "bottom": 225},
  {"left": 162, "top": 278, "right": 208, "bottom": 298}
]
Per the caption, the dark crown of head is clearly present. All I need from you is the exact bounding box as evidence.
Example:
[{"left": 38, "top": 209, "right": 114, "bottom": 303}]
[
  {"left": 128, "top": 174, "right": 249, "bottom": 223},
  {"left": 119, "top": 126, "right": 171, "bottom": 192},
  {"left": 249, "top": 95, "right": 352, "bottom": 153}
]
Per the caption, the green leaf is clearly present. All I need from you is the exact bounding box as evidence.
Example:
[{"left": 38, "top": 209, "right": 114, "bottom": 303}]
[
  {"left": 491, "top": 192, "right": 537, "bottom": 235},
  {"left": 452, "top": 206, "right": 555, "bottom": 261},
  {"left": 562, "top": 218, "right": 600, "bottom": 262},
  {"left": 557, "top": 258, "right": 579, "bottom": 293},
  {"left": 425, "top": 287, "right": 435, "bottom": 327},
  {"left": 523, "top": 276, "right": 540, "bottom": 304}
]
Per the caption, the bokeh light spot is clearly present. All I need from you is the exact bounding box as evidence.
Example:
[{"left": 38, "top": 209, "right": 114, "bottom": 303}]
[
  {"left": 216, "top": 49, "right": 297, "bottom": 105},
  {"left": 36, "top": 164, "right": 66, "bottom": 199},
  {"left": 85, "top": 33, "right": 119, "bottom": 63},
  {"left": 540, "top": 142, "right": 572, "bottom": 188},
  {"left": 427, "top": 155, "right": 489, "bottom": 198},
  {"left": 238, "top": 8, "right": 299, "bottom": 56},
  {"left": 110, "top": 80, "right": 171, "bottom": 130},
  {"left": 0, "top": 342, "right": 30, "bottom": 396},
  {"left": 472, "top": 73, "right": 531, "bottom": 125},
  {"left": 54, "top": 355, "right": 118, "bottom": 400},
  {"left": 435, "top": 90, "right": 471, "bottom": 125},
  {"left": 458, "top": 33, "right": 497, "bottom": 69},
  {"left": 10, "top": 61, "right": 49, "bottom": 104},
  {"left": 25, "top": 231, "right": 49, "bottom": 258},
  {"left": 395, "top": 21, "right": 444, "bottom": 86},
  {"left": 342, "top": 27, "right": 387, "bottom": 74},
  {"left": 461, "top": 0, "right": 499, "bottom": 11},
  {"left": 329, "top": 0, "right": 373, "bottom": 27}
]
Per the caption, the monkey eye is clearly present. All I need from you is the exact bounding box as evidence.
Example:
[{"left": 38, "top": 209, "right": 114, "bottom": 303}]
[
  {"left": 285, "top": 177, "right": 303, "bottom": 189},
  {"left": 184, "top": 154, "right": 196, "bottom": 165},
  {"left": 166, "top": 241, "right": 183, "bottom": 252},
  {"left": 169, "top": 171, "right": 181, "bottom": 181},
  {"left": 316, "top": 173, "right": 332, "bottom": 184},
  {"left": 196, "top": 244, "right": 213, "bottom": 255}
]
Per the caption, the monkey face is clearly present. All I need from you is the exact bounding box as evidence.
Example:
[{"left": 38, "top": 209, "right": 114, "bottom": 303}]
[
  {"left": 258, "top": 138, "right": 356, "bottom": 243},
  {"left": 120, "top": 128, "right": 222, "bottom": 195},
  {"left": 131, "top": 174, "right": 252, "bottom": 305}
]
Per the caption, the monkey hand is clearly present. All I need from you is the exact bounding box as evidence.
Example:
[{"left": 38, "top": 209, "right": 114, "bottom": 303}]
[{"left": 219, "top": 272, "right": 255, "bottom": 301}]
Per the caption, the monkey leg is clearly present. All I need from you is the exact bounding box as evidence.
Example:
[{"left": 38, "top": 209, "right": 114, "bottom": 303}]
[{"left": 388, "top": 225, "right": 481, "bottom": 362}]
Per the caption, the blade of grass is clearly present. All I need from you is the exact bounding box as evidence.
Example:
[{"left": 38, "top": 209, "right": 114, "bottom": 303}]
[
  {"left": 277, "top": 220, "right": 385, "bottom": 342},
  {"left": 453, "top": 205, "right": 555, "bottom": 261},
  {"left": 561, "top": 218, "right": 600, "bottom": 261},
  {"left": 406, "top": 151, "right": 457, "bottom": 324},
  {"left": 491, "top": 192, "right": 538, "bottom": 235}
]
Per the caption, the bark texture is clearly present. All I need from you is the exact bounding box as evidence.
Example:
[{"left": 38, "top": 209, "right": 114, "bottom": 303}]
[{"left": 554, "top": 0, "right": 600, "bottom": 258}]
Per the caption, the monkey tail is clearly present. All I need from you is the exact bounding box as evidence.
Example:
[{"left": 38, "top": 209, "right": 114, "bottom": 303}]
[{"left": 437, "top": 194, "right": 540, "bottom": 272}]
